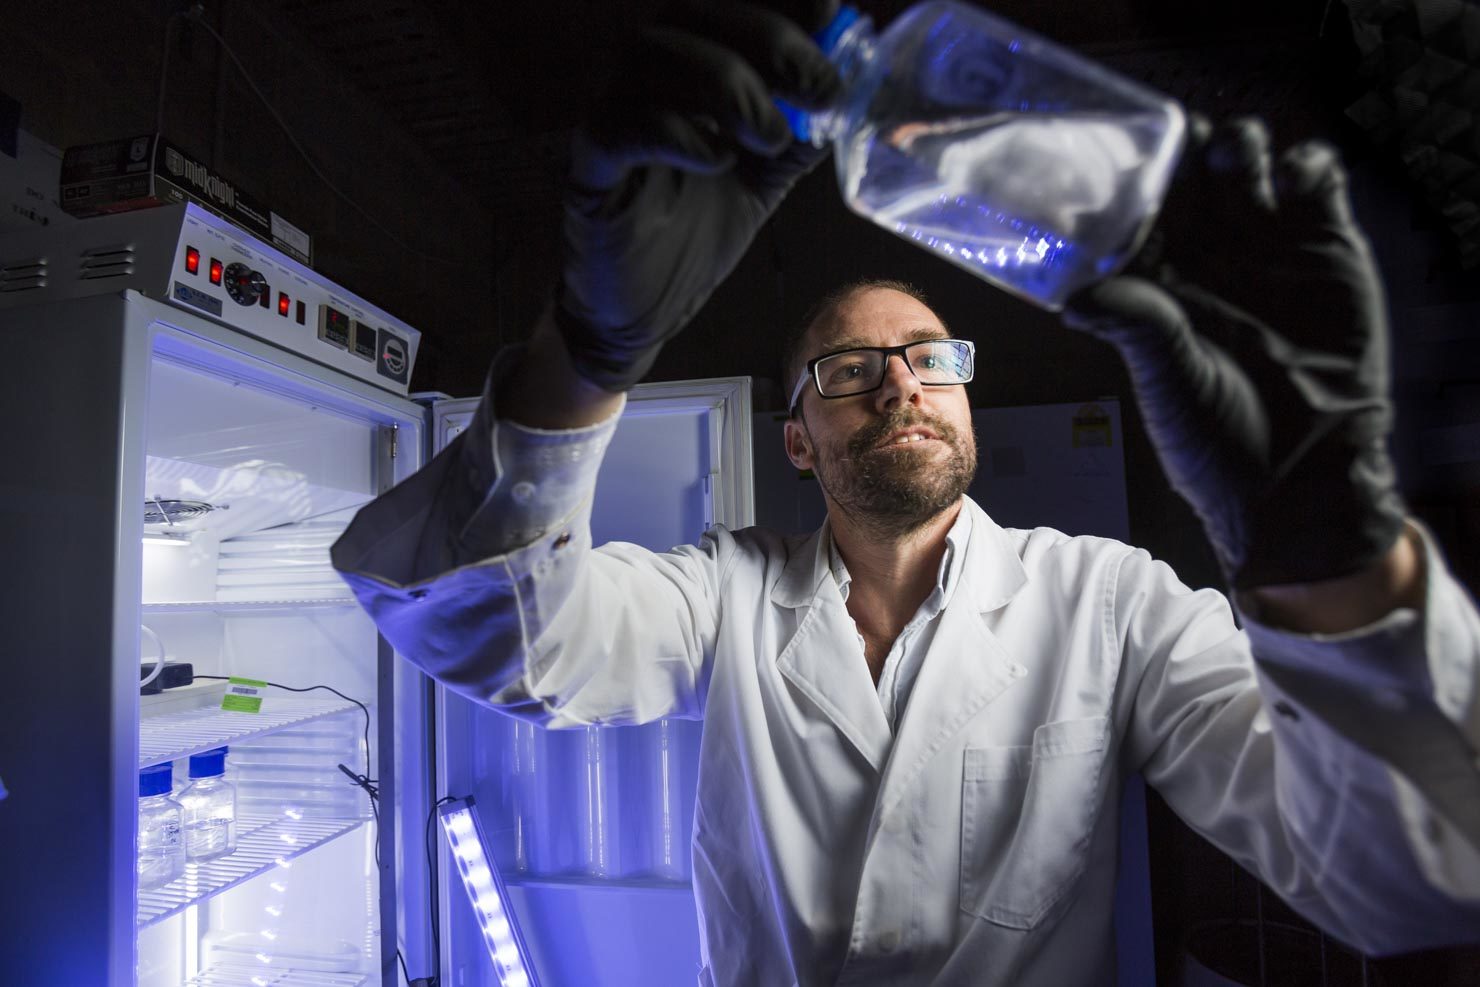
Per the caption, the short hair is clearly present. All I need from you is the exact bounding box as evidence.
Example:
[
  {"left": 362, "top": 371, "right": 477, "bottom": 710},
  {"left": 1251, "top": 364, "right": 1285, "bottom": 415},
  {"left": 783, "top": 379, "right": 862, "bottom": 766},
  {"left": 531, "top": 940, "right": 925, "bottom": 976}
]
[{"left": 781, "top": 279, "right": 934, "bottom": 417}]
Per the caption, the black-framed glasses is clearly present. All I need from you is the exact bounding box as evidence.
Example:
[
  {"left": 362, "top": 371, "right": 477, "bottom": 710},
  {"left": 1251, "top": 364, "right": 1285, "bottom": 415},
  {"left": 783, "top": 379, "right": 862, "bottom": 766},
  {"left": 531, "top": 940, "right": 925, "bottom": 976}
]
[{"left": 788, "top": 338, "right": 975, "bottom": 415}]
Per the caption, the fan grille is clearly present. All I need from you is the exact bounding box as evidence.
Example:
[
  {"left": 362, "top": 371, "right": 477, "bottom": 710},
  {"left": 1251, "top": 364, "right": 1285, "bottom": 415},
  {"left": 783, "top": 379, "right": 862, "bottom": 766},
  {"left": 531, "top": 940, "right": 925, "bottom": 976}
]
[{"left": 144, "top": 499, "right": 217, "bottom": 525}]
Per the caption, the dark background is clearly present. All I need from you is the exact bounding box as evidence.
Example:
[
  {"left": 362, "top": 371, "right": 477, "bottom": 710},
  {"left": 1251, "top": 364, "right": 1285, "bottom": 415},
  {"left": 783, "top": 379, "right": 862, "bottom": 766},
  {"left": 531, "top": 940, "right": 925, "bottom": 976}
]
[{"left": 2, "top": 0, "right": 1477, "bottom": 982}]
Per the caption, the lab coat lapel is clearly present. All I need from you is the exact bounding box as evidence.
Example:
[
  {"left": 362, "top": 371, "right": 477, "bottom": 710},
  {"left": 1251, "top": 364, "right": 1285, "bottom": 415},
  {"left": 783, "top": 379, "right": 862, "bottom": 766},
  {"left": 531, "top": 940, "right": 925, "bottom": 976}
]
[
  {"left": 773, "top": 520, "right": 893, "bottom": 774},
  {"left": 875, "top": 503, "right": 1029, "bottom": 819}
]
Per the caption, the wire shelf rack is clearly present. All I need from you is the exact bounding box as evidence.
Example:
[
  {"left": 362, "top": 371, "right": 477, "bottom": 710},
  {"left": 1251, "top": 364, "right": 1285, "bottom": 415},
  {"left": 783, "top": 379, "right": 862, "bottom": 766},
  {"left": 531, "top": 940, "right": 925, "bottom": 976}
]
[
  {"left": 140, "top": 696, "right": 359, "bottom": 768},
  {"left": 142, "top": 598, "right": 359, "bottom": 614},
  {"left": 137, "top": 812, "right": 366, "bottom": 929},
  {"left": 183, "top": 961, "right": 369, "bottom": 985}
]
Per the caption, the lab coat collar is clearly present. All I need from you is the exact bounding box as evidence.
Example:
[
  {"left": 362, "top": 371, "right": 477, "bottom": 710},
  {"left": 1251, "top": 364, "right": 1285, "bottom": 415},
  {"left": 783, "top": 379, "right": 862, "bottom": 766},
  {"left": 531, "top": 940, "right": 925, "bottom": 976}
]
[
  {"left": 771, "top": 512, "right": 841, "bottom": 609},
  {"left": 769, "top": 497, "right": 1028, "bottom": 614}
]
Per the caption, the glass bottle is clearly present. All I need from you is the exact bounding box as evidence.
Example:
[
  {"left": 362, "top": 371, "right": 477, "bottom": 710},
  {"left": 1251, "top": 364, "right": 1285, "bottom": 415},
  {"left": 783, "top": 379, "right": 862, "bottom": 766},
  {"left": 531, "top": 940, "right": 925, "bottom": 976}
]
[
  {"left": 783, "top": 1, "right": 1186, "bottom": 310},
  {"left": 179, "top": 746, "right": 237, "bottom": 861},
  {"left": 138, "top": 763, "right": 185, "bottom": 889}
]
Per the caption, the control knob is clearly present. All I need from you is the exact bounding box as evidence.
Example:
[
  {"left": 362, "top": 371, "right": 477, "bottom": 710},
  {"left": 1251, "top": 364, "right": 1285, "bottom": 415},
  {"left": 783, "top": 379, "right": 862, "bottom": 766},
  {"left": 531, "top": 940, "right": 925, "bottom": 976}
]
[{"left": 223, "top": 262, "right": 267, "bottom": 307}]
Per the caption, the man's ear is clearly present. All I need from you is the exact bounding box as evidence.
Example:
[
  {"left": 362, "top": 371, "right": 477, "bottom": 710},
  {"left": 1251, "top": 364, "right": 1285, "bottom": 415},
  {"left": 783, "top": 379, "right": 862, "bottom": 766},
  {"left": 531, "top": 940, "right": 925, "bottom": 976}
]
[{"left": 784, "top": 417, "right": 814, "bottom": 471}]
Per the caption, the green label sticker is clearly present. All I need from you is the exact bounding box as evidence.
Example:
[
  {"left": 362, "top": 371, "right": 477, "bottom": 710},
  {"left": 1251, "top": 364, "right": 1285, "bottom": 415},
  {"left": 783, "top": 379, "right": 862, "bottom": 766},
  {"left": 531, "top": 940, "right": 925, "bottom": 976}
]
[{"left": 222, "top": 677, "right": 268, "bottom": 713}]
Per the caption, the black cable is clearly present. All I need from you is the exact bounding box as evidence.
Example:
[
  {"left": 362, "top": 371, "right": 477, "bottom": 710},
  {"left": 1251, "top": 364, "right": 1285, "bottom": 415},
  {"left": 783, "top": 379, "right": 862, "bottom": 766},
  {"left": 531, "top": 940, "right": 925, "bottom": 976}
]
[
  {"left": 155, "top": 10, "right": 181, "bottom": 138},
  {"left": 428, "top": 794, "right": 458, "bottom": 986},
  {"left": 195, "top": 677, "right": 379, "bottom": 866},
  {"left": 196, "top": 677, "right": 372, "bottom": 787},
  {"left": 198, "top": 674, "right": 451, "bottom": 985}
]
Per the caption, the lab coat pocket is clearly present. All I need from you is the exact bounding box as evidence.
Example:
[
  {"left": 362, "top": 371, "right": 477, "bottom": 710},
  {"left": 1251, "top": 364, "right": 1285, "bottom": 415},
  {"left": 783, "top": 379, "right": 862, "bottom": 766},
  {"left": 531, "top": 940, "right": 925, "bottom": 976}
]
[{"left": 959, "top": 715, "right": 1110, "bottom": 929}]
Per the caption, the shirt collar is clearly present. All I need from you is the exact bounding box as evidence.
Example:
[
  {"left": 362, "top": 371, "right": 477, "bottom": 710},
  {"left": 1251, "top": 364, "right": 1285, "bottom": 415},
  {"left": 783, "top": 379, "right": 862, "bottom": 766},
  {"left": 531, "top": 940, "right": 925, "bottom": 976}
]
[{"left": 830, "top": 503, "right": 974, "bottom": 621}]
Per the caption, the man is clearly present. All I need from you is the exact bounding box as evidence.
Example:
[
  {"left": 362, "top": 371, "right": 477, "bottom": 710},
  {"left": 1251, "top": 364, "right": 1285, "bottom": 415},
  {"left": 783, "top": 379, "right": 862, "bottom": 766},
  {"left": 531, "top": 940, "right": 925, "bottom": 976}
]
[{"left": 331, "top": 1, "right": 1480, "bottom": 983}]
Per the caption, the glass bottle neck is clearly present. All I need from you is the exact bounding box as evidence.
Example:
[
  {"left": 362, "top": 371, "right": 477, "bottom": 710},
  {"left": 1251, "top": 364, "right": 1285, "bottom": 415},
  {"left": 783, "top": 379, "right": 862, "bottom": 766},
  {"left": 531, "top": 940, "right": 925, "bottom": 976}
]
[{"left": 808, "top": 17, "right": 877, "bottom": 146}]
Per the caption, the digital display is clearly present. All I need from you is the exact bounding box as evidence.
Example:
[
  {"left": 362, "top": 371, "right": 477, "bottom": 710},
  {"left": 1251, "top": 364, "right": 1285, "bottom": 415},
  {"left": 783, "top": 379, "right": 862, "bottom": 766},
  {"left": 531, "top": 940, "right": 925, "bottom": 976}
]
[
  {"left": 319, "top": 305, "right": 351, "bottom": 349},
  {"left": 351, "top": 321, "right": 377, "bottom": 361}
]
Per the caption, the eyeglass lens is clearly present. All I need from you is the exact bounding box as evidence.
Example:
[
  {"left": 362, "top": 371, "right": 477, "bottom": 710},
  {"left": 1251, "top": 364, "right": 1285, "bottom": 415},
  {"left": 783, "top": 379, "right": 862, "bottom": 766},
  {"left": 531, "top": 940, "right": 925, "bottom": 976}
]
[{"left": 815, "top": 340, "right": 972, "bottom": 397}]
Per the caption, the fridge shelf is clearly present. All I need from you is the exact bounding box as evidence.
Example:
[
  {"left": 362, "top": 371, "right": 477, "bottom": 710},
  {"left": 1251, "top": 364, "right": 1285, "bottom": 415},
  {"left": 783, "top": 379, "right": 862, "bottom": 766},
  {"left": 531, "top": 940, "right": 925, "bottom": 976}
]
[
  {"left": 138, "top": 812, "right": 367, "bottom": 929},
  {"left": 140, "top": 695, "right": 360, "bottom": 768},
  {"left": 184, "top": 965, "right": 368, "bottom": 986},
  {"left": 143, "top": 598, "right": 359, "bottom": 614}
]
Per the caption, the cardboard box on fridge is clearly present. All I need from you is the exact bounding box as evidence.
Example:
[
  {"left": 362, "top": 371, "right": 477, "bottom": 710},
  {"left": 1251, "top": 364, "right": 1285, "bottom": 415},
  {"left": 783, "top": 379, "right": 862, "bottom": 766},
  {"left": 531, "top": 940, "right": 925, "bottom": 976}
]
[{"left": 59, "top": 134, "right": 312, "bottom": 266}]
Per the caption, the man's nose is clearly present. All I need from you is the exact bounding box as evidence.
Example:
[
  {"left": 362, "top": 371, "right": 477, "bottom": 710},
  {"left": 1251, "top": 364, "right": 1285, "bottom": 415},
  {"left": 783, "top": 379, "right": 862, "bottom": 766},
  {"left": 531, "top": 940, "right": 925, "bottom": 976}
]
[{"left": 874, "top": 352, "right": 923, "bottom": 412}]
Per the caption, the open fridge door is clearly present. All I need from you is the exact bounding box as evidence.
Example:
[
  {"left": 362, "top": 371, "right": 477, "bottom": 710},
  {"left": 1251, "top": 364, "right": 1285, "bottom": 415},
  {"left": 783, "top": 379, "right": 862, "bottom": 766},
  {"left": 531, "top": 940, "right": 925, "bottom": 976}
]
[
  {"left": 429, "top": 378, "right": 753, "bottom": 987},
  {"left": 0, "top": 288, "right": 433, "bottom": 986}
]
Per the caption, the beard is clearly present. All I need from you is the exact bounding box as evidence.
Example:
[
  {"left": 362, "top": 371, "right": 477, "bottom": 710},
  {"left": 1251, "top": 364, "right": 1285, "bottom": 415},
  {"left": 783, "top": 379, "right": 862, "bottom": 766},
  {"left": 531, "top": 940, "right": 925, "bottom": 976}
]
[{"left": 808, "top": 406, "right": 977, "bottom": 538}]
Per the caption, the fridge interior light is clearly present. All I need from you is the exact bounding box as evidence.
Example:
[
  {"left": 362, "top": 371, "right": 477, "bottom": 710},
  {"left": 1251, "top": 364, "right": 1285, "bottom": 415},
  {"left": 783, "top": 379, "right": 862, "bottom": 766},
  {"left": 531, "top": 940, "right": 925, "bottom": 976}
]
[{"left": 438, "top": 797, "right": 541, "bottom": 987}]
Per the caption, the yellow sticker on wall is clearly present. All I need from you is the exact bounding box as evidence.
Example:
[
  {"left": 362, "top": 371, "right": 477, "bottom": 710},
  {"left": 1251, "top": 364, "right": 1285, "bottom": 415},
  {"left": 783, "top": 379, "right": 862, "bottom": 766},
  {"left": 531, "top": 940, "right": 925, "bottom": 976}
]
[{"left": 1072, "top": 404, "right": 1113, "bottom": 448}]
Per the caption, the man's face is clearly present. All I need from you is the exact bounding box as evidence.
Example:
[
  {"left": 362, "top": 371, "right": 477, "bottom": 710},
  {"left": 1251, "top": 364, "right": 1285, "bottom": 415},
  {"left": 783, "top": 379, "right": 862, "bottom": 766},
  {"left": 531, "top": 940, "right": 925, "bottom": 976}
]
[{"left": 784, "top": 288, "right": 977, "bottom": 536}]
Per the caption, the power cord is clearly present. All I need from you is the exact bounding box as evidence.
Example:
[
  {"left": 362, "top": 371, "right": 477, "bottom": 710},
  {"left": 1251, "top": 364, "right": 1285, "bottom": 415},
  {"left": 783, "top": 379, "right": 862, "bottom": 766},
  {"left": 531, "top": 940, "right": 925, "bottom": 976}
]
[
  {"left": 196, "top": 676, "right": 448, "bottom": 985},
  {"left": 194, "top": 676, "right": 373, "bottom": 800},
  {"left": 427, "top": 795, "right": 459, "bottom": 987},
  {"left": 153, "top": 5, "right": 475, "bottom": 269}
]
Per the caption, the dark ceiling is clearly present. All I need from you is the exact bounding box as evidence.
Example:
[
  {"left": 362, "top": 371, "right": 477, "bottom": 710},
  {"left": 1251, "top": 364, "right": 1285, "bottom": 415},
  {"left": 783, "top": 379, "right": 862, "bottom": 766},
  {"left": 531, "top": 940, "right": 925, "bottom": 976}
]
[{"left": 256, "top": 0, "right": 1344, "bottom": 216}]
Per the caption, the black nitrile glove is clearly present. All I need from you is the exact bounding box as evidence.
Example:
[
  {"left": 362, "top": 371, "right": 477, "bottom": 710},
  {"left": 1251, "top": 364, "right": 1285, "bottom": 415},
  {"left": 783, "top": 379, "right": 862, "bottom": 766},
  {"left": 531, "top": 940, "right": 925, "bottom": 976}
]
[
  {"left": 1063, "top": 118, "right": 1407, "bottom": 591},
  {"left": 556, "top": 0, "right": 842, "bottom": 392}
]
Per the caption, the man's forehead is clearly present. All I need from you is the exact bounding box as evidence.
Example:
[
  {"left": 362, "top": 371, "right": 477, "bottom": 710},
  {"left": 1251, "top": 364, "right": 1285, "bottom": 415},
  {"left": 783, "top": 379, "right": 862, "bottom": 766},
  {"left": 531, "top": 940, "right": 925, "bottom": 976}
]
[{"left": 805, "top": 287, "right": 948, "bottom": 357}]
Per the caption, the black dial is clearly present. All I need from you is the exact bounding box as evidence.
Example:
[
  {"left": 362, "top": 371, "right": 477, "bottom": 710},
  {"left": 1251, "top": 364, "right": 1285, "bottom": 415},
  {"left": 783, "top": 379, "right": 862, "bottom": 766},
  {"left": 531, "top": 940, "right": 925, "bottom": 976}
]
[{"left": 223, "top": 262, "right": 266, "bottom": 306}]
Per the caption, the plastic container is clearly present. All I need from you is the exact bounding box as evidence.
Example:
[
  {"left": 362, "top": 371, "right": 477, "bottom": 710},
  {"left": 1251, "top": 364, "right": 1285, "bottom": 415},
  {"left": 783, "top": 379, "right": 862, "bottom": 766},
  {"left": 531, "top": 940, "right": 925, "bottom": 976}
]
[
  {"left": 229, "top": 711, "right": 369, "bottom": 819},
  {"left": 785, "top": 1, "right": 1186, "bottom": 310},
  {"left": 179, "top": 747, "right": 237, "bottom": 861},
  {"left": 138, "top": 763, "right": 185, "bottom": 889}
]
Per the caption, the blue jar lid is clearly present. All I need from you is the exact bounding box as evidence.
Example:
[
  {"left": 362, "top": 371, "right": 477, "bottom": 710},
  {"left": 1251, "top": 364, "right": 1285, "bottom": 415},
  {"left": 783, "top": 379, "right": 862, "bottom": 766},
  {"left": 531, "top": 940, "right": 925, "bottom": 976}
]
[
  {"left": 780, "top": 4, "right": 864, "bottom": 142},
  {"left": 188, "top": 746, "right": 228, "bottom": 779},
  {"left": 140, "top": 763, "right": 173, "bottom": 798}
]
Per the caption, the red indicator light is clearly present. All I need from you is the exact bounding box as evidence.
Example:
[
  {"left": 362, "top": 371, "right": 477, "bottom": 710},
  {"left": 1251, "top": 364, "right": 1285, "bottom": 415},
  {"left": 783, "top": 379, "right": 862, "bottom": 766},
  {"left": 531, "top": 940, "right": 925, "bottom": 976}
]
[
  {"left": 208, "top": 259, "right": 223, "bottom": 285},
  {"left": 185, "top": 246, "right": 200, "bottom": 275},
  {"left": 278, "top": 292, "right": 290, "bottom": 316}
]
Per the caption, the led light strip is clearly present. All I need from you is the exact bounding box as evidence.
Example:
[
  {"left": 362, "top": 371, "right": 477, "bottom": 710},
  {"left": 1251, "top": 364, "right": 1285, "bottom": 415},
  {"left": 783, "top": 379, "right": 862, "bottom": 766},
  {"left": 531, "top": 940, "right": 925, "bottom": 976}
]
[{"left": 438, "top": 797, "right": 540, "bottom": 987}]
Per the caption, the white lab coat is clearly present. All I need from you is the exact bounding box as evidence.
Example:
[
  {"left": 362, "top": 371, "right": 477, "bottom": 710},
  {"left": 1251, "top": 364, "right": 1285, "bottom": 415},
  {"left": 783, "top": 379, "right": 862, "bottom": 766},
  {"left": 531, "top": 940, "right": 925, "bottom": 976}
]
[{"left": 333, "top": 391, "right": 1480, "bottom": 987}]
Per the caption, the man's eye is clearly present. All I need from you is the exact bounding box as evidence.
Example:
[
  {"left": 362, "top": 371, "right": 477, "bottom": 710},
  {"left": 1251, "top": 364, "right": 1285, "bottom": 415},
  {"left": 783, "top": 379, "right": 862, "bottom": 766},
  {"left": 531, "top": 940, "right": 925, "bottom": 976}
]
[
  {"left": 919, "top": 354, "right": 940, "bottom": 370},
  {"left": 827, "top": 362, "right": 867, "bottom": 384}
]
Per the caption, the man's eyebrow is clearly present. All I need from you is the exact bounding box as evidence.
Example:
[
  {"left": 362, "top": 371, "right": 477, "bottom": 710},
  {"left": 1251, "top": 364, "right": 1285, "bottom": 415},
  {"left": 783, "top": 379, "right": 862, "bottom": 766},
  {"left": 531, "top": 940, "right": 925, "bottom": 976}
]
[{"left": 817, "top": 326, "right": 951, "bottom": 356}]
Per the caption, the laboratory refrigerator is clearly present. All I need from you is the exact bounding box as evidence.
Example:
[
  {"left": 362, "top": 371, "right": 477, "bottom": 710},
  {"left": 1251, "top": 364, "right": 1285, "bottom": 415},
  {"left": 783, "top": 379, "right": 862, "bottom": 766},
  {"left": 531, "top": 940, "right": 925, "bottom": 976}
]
[
  {"left": 0, "top": 200, "right": 1150, "bottom": 987},
  {"left": 0, "top": 201, "right": 754, "bottom": 987}
]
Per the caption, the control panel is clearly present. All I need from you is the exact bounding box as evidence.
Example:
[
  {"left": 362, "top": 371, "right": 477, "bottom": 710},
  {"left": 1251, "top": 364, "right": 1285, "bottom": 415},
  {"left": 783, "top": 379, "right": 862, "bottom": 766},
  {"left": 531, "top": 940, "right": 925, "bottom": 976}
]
[
  {"left": 0, "top": 202, "right": 419, "bottom": 394},
  {"left": 165, "top": 205, "right": 417, "bottom": 391}
]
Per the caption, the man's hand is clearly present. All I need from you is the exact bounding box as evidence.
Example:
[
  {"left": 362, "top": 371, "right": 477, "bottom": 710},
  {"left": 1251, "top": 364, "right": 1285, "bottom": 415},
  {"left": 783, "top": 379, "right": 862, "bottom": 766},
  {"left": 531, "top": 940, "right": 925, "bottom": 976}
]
[
  {"left": 1063, "top": 118, "right": 1408, "bottom": 596},
  {"left": 555, "top": 0, "right": 841, "bottom": 393}
]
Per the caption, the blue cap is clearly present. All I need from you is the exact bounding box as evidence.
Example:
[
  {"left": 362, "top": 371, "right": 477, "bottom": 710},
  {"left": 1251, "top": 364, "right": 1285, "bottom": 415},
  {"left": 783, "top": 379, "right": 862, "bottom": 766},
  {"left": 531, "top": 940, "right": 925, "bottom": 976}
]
[
  {"left": 188, "top": 746, "right": 228, "bottom": 779},
  {"left": 780, "top": 4, "right": 864, "bottom": 142},
  {"left": 140, "top": 763, "right": 173, "bottom": 798}
]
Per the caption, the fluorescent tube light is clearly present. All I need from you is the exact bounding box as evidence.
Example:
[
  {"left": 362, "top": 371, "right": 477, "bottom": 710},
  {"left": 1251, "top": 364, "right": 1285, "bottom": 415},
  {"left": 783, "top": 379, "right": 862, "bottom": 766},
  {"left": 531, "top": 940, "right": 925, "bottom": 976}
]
[{"left": 438, "top": 797, "right": 540, "bottom": 987}]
